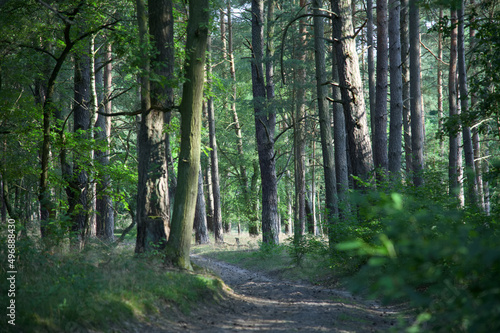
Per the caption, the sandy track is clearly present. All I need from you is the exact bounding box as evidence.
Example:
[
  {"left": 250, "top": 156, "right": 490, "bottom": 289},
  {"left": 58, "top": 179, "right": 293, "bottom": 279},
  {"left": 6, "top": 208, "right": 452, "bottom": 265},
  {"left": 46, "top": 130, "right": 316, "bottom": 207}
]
[{"left": 180, "top": 255, "right": 399, "bottom": 333}]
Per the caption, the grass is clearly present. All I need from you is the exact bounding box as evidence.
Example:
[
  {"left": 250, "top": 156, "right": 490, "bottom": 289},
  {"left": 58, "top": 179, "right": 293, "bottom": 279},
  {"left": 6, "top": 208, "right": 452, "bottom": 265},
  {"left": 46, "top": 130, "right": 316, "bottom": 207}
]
[{"left": 0, "top": 236, "right": 223, "bottom": 333}]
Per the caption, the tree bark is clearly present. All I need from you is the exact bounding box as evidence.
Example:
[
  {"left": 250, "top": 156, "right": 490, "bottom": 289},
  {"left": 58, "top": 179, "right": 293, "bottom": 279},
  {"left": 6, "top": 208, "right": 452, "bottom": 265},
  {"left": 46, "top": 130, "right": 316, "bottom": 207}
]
[
  {"left": 252, "top": 0, "right": 279, "bottom": 245},
  {"left": 72, "top": 48, "right": 91, "bottom": 248},
  {"left": 401, "top": 0, "right": 412, "bottom": 175},
  {"left": 207, "top": 36, "right": 224, "bottom": 243},
  {"left": 409, "top": 0, "right": 424, "bottom": 186},
  {"left": 374, "top": 0, "right": 389, "bottom": 174},
  {"left": 135, "top": 0, "right": 170, "bottom": 253},
  {"left": 227, "top": 1, "right": 249, "bottom": 197},
  {"left": 194, "top": 166, "right": 210, "bottom": 244},
  {"left": 469, "top": 0, "right": 485, "bottom": 210},
  {"left": 294, "top": 0, "right": 307, "bottom": 241},
  {"left": 331, "top": 30, "right": 350, "bottom": 216},
  {"left": 388, "top": 0, "right": 403, "bottom": 177},
  {"left": 367, "top": 0, "right": 376, "bottom": 141},
  {"left": 449, "top": 9, "right": 461, "bottom": 201},
  {"left": 165, "top": 0, "right": 209, "bottom": 269},
  {"left": 331, "top": 0, "right": 373, "bottom": 186},
  {"left": 313, "top": 0, "right": 338, "bottom": 245},
  {"left": 458, "top": 0, "right": 478, "bottom": 206},
  {"left": 437, "top": 9, "right": 444, "bottom": 156},
  {"left": 96, "top": 41, "right": 115, "bottom": 241}
]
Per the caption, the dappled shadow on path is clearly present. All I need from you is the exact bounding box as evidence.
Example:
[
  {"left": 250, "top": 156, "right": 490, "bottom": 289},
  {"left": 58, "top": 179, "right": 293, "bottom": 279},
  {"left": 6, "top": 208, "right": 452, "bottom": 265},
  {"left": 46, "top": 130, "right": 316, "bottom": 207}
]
[{"left": 178, "top": 255, "right": 399, "bottom": 333}]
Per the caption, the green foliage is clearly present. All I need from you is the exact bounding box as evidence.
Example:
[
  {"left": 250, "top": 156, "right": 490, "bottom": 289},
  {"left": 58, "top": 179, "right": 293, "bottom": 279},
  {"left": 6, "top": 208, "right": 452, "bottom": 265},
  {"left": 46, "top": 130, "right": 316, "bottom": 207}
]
[
  {"left": 337, "top": 192, "right": 500, "bottom": 332},
  {"left": 0, "top": 236, "right": 222, "bottom": 333},
  {"left": 286, "top": 234, "right": 328, "bottom": 266}
]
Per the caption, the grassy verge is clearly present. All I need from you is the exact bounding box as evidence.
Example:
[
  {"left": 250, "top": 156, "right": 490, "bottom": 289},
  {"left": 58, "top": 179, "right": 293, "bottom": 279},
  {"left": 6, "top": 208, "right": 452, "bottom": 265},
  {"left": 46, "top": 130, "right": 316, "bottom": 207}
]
[{"left": 0, "top": 237, "right": 223, "bottom": 333}]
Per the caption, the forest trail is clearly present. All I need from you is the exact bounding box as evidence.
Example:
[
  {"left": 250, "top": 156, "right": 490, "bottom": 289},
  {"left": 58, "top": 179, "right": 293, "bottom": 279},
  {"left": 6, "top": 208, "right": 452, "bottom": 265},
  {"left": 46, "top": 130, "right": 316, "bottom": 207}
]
[{"left": 142, "top": 255, "right": 400, "bottom": 333}]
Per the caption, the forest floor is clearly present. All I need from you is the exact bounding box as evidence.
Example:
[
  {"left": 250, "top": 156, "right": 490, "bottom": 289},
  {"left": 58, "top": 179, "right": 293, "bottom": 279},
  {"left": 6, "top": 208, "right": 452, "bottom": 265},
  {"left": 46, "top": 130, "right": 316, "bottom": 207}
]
[{"left": 114, "top": 235, "right": 407, "bottom": 333}]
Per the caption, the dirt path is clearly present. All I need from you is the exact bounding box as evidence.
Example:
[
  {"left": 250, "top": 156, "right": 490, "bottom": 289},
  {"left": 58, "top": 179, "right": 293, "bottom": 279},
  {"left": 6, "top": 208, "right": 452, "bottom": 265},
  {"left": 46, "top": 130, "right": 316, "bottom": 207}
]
[{"left": 174, "top": 255, "right": 400, "bottom": 333}]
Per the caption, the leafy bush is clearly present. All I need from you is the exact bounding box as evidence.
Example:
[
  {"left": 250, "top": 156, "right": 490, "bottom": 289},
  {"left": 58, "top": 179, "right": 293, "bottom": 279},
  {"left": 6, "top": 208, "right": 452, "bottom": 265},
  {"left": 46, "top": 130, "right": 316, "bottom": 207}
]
[{"left": 337, "top": 193, "right": 500, "bottom": 332}]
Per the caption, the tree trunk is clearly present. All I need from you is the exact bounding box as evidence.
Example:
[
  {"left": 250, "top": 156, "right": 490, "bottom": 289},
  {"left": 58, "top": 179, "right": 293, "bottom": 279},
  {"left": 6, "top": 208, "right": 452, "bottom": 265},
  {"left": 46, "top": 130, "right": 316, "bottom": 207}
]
[
  {"left": 194, "top": 166, "right": 210, "bottom": 244},
  {"left": 227, "top": 1, "right": 249, "bottom": 196},
  {"left": 313, "top": 0, "right": 338, "bottom": 245},
  {"left": 458, "top": 0, "right": 477, "bottom": 206},
  {"left": 72, "top": 49, "right": 91, "bottom": 248},
  {"left": 294, "top": 0, "right": 307, "bottom": 241},
  {"left": 437, "top": 9, "right": 444, "bottom": 156},
  {"left": 96, "top": 41, "right": 115, "bottom": 241},
  {"left": 205, "top": 155, "right": 214, "bottom": 232},
  {"left": 135, "top": 0, "right": 170, "bottom": 253},
  {"left": 374, "top": 0, "right": 389, "bottom": 175},
  {"left": 449, "top": 9, "right": 461, "bottom": 200},
  {"left": 409, "top": 0, "right": 424, "bottom": 186},
  {"left": 207, "top": 36, "right": 224, "bottom": 243},
  {"left": 331, "top": 0, "right": 373, "bottom": 186},
  {"left": 331, "top": 31, "right": 350, "bottom": 216},
  {"left": 469, "top": 0, "right": 485, "bottom": 210},
  {"left": 252, "top": 0, "right": 279, "bottom": 245},
  {"left": 165, "top": 0, "right": 209, "bottom": 269},
  {"left": 367, "top": 0, "right": 376, "bottom": 141},
  {"left": 401, "top": 0, "right": 412, "bottom": 175},
  {"left": 388, "top": 0, "right": 403, "bottom": 177}
]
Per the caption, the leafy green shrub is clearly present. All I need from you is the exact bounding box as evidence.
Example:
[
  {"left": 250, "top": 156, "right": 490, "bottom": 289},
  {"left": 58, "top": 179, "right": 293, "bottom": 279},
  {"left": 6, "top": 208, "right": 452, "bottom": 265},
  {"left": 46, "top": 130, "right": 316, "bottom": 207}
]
[{"left": 337, "top": 193, "right": 500, "bottom": 332}]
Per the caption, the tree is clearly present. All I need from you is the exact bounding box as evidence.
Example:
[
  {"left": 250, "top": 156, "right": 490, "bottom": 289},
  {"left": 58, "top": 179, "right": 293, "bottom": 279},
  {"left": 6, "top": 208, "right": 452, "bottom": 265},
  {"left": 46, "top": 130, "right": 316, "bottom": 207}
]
[
  {"left": 165, "top": 0, "right": 209, "bottom": 269},
  {"left": 207, "top": 35, "right": 223, "bottom": 243},
  {"left": 95, "top": 41, "right": 114, "bottom": 241},
  {"left": 194, "top": 166, "right": 210, "bottom": 244},
  {"left": 388, "top": 0, "right": 403, "bottom": 176},
  {"left": 312, "top": 0, "right": 338, "bottom": 245},
  {"left": 251, "top": 0, "right": 280, "bottom": 245},
  {"left": 374, "top": 0, "right": 389, "bottom": 174},
  {"left": 409, "top": 0, "right": 424, "bottom": 186},
  {"left": 448, "top": 9, "right": 462, "bottom": 201},
  {"left": 134, "top": 0, "right": 170, "bottom": 253},
  {"left": 458, "top": 0, "right": 478, "bottom": 206},
  {"left": 331, "top": 0, "right": 373, "bottom": 185},
  {"left": 294, "top": 0, "right": 308, "bottom": 240},
  {"left": 71, "top": 47, "right": 92, "bottom": 248},
  {"left": 367, "top": 0, "right": 376, "bottom": 140},
  {"left": 401, "top": 0, "right": 412, "bottom": 175}
]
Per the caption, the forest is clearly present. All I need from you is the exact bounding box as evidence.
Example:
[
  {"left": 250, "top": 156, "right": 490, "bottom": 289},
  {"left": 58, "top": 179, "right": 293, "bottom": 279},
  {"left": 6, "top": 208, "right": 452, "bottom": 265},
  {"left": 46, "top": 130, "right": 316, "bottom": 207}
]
[{"left": 0, "top": 0, "right": 499, "bottom": 332}]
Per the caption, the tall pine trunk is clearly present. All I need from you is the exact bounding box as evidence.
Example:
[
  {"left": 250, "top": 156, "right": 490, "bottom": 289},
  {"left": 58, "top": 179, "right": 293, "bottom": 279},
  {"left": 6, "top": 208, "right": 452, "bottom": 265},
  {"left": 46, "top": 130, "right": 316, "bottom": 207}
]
[
  {"left": 207, "top": 36, "right": 224, "bottom": 243},
  {"left": 409, "top": 0, "right": 424, "bottom": 186},
  {"left": 388, "top": 0, "right": 403, "bottom": 177},
  {"left": 313, "top": 0, "right": 338, "bottom": 246},
  {"left": 374, "top": 0, "right": 389, "bottom": 174},
  {"left": 458, "top": 0, "right": 478, "bottom": 206},
  {"left": 367, "top": 0, "right": 376, "bottom": 139},
  {"left": 252, "top": 0, "right": 279, "bottom": 245},
  {"left": 401, "top": 0, "right": 412, "bottom": 175},
  {"left": 72, "top": 49, "right": 91, "bottom": 248},
  {"left": 331, "top": 0, "right": 373, "bottom": 186},
  {"left": 294, "top": 0, "right": 307, "bottom": 240},
  {"left": 96, "top": 41, "right": 115, "bottom": 241},
  {"left": 449, "top": 9, "right": 462, "bottom": 201}
]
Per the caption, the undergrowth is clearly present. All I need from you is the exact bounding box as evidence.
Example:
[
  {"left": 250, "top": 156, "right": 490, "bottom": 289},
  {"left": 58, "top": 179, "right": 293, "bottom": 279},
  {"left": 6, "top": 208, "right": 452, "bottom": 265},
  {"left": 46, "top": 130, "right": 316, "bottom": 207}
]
[{"left": 0, "top": 237, "right": 222, "bottom": 333}]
